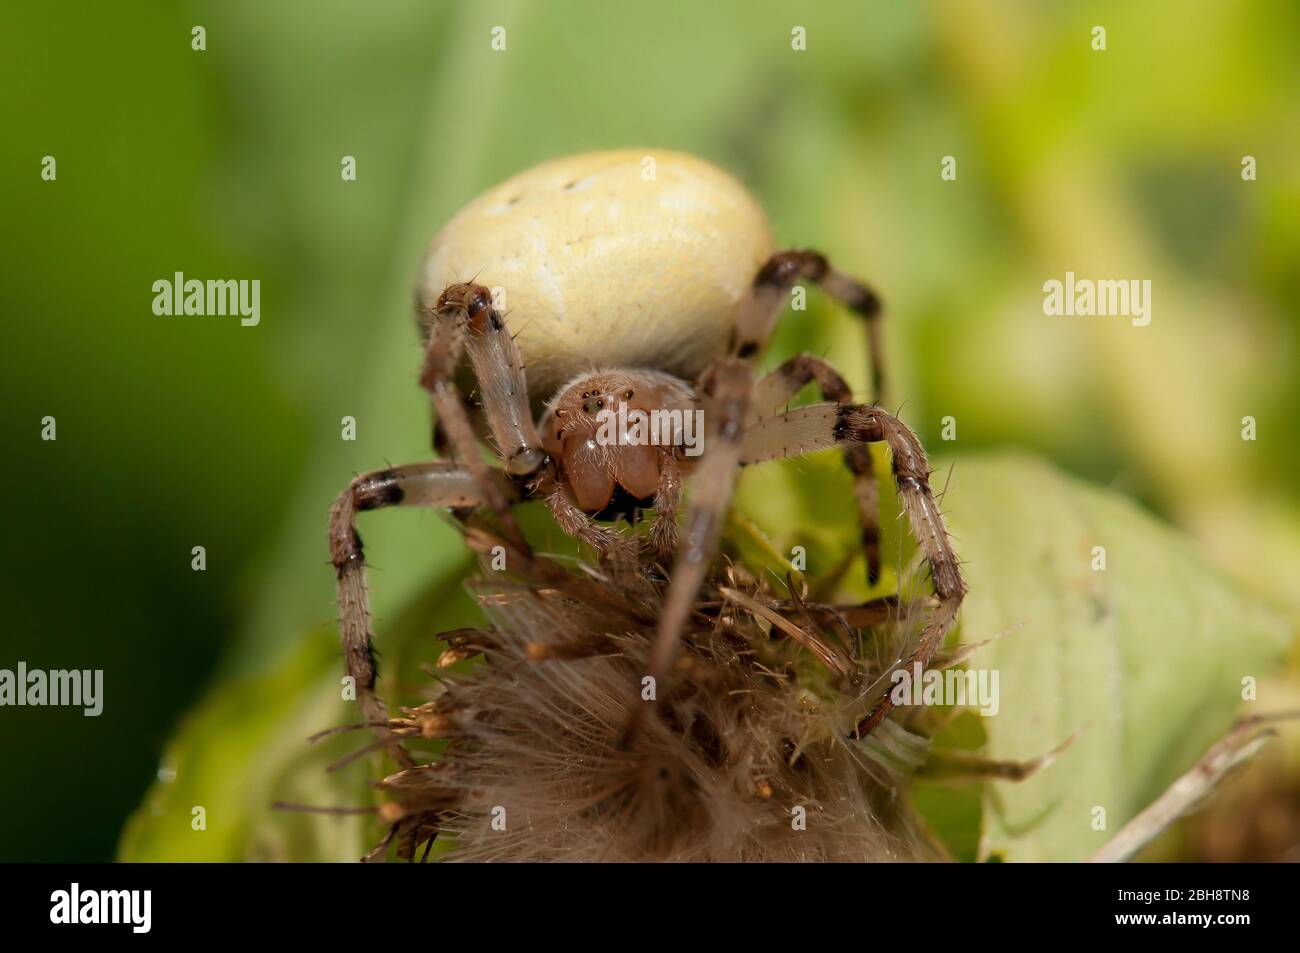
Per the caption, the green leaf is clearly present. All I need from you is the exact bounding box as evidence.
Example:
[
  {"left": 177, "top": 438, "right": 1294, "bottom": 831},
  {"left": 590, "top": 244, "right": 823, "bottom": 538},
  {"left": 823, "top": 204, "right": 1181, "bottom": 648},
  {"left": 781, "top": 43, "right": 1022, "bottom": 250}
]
[
  {"left": 937, "top": 452, "right": 1290, "bottom": 861},
  {"left": 117, "top": 633, "right": 372, "bottom": 862},
  {"left": 118, "top": 565, "right": 481, "bottom": 862}
]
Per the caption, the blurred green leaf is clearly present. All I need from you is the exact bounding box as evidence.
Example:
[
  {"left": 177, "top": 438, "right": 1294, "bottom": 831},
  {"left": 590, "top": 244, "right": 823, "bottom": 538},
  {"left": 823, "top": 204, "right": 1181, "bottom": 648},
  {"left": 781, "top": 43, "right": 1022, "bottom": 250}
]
[
  {"left": 117, "top": 634, "right": 370, "bottom": 862},
  {"left": 940, "top": 453, "right": 1290, "bottom": 861},
  {"left": 119, "top": 564, "right": 481, "bottom": 862}
]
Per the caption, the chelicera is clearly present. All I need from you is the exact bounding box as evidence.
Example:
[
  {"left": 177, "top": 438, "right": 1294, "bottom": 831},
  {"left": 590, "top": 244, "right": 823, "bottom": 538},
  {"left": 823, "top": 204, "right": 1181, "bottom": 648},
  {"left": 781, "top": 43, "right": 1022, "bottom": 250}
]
[{"left": 327, "top": 149, "right": 965, "bottom": 749}]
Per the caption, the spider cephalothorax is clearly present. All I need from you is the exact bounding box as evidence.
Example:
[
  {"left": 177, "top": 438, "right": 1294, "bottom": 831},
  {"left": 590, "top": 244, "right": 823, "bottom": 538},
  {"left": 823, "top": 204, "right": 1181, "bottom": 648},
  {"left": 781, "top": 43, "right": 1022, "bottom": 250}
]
[
  {"left": 327, "top": 150, "right": 966, "bottom": 840},
  {"left": 540, "top": 368, "right": 695, "bottom": 516}
]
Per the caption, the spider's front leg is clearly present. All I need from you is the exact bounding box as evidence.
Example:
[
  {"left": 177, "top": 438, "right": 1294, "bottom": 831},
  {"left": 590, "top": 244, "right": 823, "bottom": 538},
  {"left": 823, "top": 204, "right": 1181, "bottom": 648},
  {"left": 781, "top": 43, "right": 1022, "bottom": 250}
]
[
  {"left": 636, "top": 357, "right": 752, "bottom": 727},
  {"left": 329, "top": 281, "right": 551, "bottom": 761},
  {"left": 329, "top": 462, "right": 515, "bottom": 759},
  {"left": 739, "top": 401, "right": 967, "bottom": 736},
  {"left": 636, "top": 250, "right": 887, "bottom": 727},
  {"left": 419, "top": 282, "right": 549, "bottom": 549}
]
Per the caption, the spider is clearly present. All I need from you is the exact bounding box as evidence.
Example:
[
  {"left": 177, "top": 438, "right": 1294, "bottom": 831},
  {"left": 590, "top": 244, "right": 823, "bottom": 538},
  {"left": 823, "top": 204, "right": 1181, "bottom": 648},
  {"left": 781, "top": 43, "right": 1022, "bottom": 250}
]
[{"left": 327, "top": 149, "right": 965, "bottom": 748}]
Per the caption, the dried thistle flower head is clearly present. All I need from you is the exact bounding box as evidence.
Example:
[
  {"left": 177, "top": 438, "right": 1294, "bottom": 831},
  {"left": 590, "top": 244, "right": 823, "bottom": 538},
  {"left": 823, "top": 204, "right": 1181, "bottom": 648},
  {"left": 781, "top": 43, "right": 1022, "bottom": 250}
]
[{"left": 364, "top": 526, "right": 935, "bottom": 862}]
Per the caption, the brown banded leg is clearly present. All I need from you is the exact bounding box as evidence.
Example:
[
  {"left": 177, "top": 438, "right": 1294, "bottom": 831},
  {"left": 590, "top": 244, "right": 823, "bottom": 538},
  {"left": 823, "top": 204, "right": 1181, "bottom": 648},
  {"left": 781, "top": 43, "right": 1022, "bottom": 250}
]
[
  {"left": 430, "top": 388, "right": 476, "bottom": 461},
  {"left": 630, "top": 252, "right": 846, "bottom": 737},
  {"left": 633, "top": 251, "right": 884, "bottom": 739},
  {"left": 737, "top": 248, "right": 887, "bottom": 404},
  {"left": 329, "top": 462, "right": 512, "bottom": 760},
  {"left": 626, "top": 359, "right": 751, "bottom": 746},
  {"left": 419, "top": 282, "right": 548, "bottom": 550},
  {"left": 751, "top": 353, "right": 882, "bottom": 583},
  {"left": 739, "top": 401, "right": 966, "bottom": 737}
]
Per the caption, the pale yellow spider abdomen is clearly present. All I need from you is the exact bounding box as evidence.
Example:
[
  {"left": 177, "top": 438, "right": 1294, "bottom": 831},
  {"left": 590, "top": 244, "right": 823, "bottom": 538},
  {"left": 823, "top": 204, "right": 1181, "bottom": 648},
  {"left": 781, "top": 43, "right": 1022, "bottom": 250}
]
[{"left": 418, "top": 149, "right": 774, "bottom": 401}]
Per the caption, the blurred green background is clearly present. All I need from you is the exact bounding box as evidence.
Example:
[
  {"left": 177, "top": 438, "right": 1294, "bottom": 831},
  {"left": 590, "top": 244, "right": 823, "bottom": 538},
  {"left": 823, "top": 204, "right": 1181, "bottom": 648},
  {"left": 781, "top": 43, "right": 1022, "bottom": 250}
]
[{"left": 2, "top": 0, "right": 1297, "bottom": 861}]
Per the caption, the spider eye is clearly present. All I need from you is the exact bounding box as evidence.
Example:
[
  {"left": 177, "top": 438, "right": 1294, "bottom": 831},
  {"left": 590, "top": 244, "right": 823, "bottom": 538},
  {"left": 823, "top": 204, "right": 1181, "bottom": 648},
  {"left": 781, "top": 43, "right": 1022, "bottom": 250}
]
[{"left": 624, "top": 389, "right": 634, "bottom": 400}]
